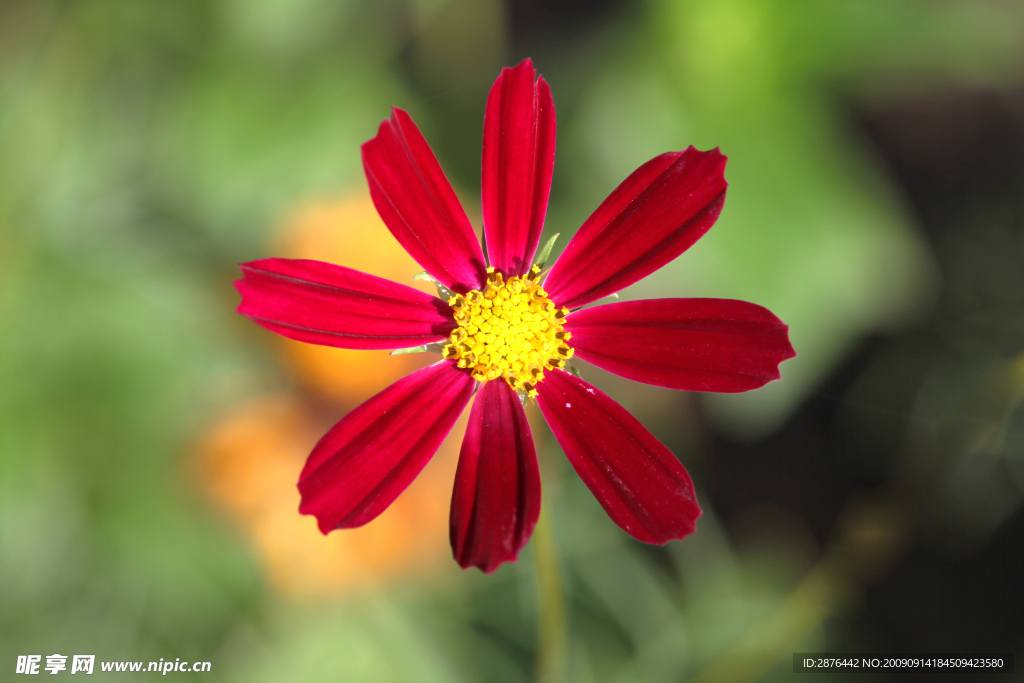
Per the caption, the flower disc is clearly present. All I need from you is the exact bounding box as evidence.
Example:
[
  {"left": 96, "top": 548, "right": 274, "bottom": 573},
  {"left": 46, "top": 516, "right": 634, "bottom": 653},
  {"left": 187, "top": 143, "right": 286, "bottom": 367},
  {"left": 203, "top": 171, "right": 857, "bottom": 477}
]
[{"left": 443, "top": 266, "right": 573, "bottom": 396}]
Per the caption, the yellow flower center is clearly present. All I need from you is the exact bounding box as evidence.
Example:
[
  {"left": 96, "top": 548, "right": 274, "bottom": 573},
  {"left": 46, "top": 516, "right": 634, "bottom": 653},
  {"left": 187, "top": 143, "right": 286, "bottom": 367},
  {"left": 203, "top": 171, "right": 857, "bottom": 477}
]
[{"left": 443, "top": 265, "right": 573, "bottom": 397}]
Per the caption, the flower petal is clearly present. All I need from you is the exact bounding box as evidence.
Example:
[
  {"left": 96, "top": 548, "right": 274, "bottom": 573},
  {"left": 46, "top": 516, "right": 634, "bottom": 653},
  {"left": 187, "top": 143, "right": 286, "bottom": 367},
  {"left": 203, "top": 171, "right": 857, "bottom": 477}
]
[
  {"left": 362, "top": 107, "right": 487, "bottom": 293},
  {"left": 566, "top": 298, "right": 795, "bottom": 392},
  {"left": 235, "top": 258, "right": 455, "bottom": 350},
  {"left": 536, "top": 369, "right": 701, "bottom": 544},
  {"left": 482, "top": 59, "right": 556, "bottom": 277},
  {"left": 450, "top": 379, "right": 541, "bottom": 573},
  {"left": 298, "top": 361, "right": 475, "bottom": 532},
  {"left": 544, "top": 147, "right": 728, "bottom": 309}
]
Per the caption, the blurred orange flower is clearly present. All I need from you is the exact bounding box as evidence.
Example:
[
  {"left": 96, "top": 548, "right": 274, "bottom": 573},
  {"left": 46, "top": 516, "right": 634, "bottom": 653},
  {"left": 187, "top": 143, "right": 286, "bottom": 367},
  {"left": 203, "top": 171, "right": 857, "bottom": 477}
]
[{"left": 198, "top": 396, "right": 463, "bottom": 596}]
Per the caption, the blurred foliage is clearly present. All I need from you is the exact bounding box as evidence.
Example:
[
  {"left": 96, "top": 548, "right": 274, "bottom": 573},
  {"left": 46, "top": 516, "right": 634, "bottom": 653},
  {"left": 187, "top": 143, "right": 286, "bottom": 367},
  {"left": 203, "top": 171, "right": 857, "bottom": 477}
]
[
  {"left": 560, "top": 0, "right": 1024, "bottom": 435},
  {"left": 2, "top": 0, "right": 1024, "bottom": 682}
]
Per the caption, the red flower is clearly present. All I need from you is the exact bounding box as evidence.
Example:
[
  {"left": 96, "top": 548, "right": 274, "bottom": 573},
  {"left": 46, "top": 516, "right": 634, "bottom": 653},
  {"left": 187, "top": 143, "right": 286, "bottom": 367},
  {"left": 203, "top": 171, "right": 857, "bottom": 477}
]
[{"left": 235, "top": 60, "right": 795, "bottom": 573}]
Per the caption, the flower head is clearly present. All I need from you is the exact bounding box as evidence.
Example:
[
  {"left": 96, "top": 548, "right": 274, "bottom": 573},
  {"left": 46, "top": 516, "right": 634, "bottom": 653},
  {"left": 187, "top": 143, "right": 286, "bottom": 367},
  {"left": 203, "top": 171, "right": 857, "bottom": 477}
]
[{"left": 235, "top": 59, "right": 796, "bottom": 573}]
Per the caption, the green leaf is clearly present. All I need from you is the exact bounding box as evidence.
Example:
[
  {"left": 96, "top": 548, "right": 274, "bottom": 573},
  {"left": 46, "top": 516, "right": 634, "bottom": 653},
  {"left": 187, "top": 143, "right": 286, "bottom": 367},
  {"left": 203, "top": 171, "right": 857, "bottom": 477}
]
[
  {"left": 534, "top": 233, "right": 560, "bottom": 269},
  {"left": 390, "top": 345, "right": 428, "bottom": 356}
]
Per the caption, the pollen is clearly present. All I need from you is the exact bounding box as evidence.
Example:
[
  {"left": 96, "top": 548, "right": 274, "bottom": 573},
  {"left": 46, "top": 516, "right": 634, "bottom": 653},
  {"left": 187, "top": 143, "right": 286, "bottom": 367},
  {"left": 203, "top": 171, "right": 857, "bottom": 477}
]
[{"left": 443, "top": 265, "right": 573, "bottom": 397}]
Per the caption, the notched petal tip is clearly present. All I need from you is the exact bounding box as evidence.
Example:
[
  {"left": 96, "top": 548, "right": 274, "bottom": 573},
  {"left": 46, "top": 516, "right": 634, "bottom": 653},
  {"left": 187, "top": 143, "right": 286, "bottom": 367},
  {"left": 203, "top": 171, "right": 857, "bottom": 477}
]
[
  {"left": 455, "top": 548, "right": 519, "bottom": 575},
  {"left": 298, "top": 498, "right": 337, "bottom": 536},
  {"left": 507, "top": 57, "right": 535, "bottom": 75}
]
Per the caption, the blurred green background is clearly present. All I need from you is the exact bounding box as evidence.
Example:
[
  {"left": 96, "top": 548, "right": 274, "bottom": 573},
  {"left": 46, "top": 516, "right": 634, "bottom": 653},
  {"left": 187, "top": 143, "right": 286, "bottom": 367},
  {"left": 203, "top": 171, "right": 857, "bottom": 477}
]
[{"left": 2, "top": 0, "right": 1024, "bottom": 681}]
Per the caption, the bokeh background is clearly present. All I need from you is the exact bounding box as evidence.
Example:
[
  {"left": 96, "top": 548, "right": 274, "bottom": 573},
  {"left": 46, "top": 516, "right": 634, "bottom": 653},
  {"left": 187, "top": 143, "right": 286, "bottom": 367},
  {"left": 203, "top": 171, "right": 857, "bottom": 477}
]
[{"left": 2, "top": 1, "right": 1023, "bottom": 681}]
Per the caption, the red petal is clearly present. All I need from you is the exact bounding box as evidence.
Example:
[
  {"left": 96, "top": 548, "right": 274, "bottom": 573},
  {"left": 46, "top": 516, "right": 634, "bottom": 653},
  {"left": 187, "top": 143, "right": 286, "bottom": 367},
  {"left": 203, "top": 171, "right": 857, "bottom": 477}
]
[
  {"left": 482, "top": 59, "right": 556, "bottom": 277},
  {"left": 450, "top": 379, "right": 541, "bottom": 573},
  {"left": 235, "top": 258, "right": 455, "bottom": 350},
  {"left": 544, "top": 148, "right": 728, "bottom": 309},
  {"left": 298, "top": 361, "right": 475, "bottom": 532},
  {"left": 536, "top": 370, "right": 701, "bottom": 544},
  {"left": 566, "top": 299, "right": 796, "bottom": 392},
  {"left": 362, "top": 108, "right": 486, "bottom": 293}
]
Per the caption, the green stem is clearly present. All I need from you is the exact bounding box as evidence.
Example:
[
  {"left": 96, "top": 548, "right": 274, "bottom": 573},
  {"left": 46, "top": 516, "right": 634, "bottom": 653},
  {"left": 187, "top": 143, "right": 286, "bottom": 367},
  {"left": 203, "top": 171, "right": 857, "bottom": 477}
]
[{"left": 534, "top": 499, "right": 566, "bottom": 683}]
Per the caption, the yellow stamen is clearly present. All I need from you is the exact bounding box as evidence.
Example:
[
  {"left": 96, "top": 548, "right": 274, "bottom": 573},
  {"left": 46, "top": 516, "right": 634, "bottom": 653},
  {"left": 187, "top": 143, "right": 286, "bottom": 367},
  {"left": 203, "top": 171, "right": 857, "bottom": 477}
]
[{"left": 443, "top": 269, "right": 573, "bottom": 394}]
